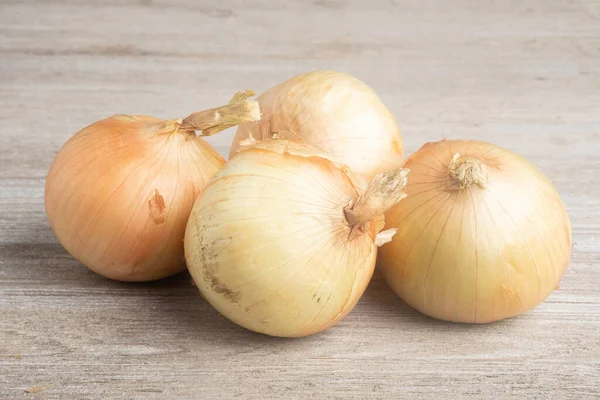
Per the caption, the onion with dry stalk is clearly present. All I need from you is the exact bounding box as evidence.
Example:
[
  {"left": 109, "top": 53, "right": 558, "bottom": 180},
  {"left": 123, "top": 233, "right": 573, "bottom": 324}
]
[
  {"left": 230, "top": 70, "right": 404, "bottom": 180},
  {"left": 378, "top": 139, "right": 572, "bottom": 323},
  {"left": 184, "top": 140, "right": 409, "bottom": 337},
  {"left": 45, "top": 91, "right": 260, "bottom": 282}
]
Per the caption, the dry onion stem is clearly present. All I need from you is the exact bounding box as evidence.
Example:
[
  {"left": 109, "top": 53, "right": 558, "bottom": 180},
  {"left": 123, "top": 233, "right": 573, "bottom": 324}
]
[
  {"left": 45, "top": 92, "right": 260, "bottom": 282},
  {"left": 230, "top": 70, "right": 404, "bottom": 180},
  {"left": 378, "top": 139, "right": 572, "bottom": 323},
  {"left": 184, "top": 140, "right": 409, "bottom": 337}
]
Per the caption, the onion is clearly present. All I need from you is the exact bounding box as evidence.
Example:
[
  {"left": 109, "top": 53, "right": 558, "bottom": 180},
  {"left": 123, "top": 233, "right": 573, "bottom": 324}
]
[
  {"left": 378, "top": 139, "right": 572, "bottom": 323},
  {"left": 184, "top": 140, "right": 409, "bottom": 337},
  {"left": 230, "top": 70, "right": 404, "bottom": 180},
  {"left": 45, "top": 92, "right": 260, "bottom": 282}
]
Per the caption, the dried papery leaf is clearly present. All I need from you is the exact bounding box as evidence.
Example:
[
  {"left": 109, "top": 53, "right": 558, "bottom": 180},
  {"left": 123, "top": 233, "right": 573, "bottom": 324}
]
[
  {"left": 239, "top": 132, "right": 256, "bottom": 147},
  {"left": 375, "top": 228, "right": 397, "bottom": 246}
]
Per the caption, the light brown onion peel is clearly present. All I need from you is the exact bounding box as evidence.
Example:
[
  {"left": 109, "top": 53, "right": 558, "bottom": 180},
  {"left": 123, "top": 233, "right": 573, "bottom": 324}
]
[
  {"left": 378, "top": 139, "right": 572, "bottom": 323},
  {"left": 45, "top": 91, "right": 260, "bottom": 282},
  {"left": 230, "top": 70, "right": 404, "bottom": 181},
  {"left": 184, "top": 140, "right": 409, "bottom": 337}
]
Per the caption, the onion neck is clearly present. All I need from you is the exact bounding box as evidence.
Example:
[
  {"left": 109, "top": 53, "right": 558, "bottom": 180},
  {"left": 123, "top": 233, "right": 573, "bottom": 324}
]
[
  {"left": 344, "top": 168, "right": 409, "bottom": 228},
  {"left": 448, "top": 153, "right": 488, "bottom": 189},
  {"left": 178, "top": 90, "right": 261, "bottom": 136}
]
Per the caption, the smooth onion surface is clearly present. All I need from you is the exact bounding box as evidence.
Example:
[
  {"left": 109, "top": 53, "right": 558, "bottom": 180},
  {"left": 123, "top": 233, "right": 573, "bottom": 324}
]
[
  {"left": 379, "top": 140, "right": 572, "bottom": 323},
  {"left": 45, "top": 115, "right": 225, "bottom": 281},
  {"left": 230, "top": 70, "right": 404, "bottom": 180},
  {"left": 185, "top": 140, "right": 404, "bottom": 337}
]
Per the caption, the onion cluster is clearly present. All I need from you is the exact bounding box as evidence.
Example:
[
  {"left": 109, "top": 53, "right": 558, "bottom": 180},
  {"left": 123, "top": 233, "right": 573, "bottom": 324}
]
[{"left": 45, "top": 71, "right": 572, "bottom": 337}]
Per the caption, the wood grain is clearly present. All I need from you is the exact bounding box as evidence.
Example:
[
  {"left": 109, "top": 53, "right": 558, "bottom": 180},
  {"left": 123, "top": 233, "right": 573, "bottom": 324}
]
[{"left": 1, "top": 0, "right": 599, "bottom": 399}]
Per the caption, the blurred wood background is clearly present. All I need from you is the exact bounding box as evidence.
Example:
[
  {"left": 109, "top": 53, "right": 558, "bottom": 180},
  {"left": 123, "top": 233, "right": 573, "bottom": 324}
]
[{"left": 1, "top": 0, "right": 599, "bottom": 399}]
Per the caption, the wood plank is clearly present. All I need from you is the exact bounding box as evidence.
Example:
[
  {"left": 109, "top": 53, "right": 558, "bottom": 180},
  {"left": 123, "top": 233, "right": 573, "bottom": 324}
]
[{"left": 1, "top": 0, "right": 599, "bottom": 398}]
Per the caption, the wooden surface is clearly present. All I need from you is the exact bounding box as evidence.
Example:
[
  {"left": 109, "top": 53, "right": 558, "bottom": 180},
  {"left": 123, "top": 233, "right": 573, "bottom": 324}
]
[{"left": 1, "top": 0, "right": 599, "bottom": 399}]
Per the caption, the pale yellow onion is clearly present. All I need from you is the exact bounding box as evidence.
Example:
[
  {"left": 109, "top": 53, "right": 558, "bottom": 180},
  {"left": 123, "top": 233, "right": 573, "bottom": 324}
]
[
  {"left": 184, "top": 140, "right": 409, "bottom": 337},
  {"left": 379, "top": 139, "right": 572, "bottom": 323},
  {"left": 45, "top": 92, "right": 260, "bottom": 282},
  {"left": 230, "top": 70, "right": 404, "bottom": 181}
]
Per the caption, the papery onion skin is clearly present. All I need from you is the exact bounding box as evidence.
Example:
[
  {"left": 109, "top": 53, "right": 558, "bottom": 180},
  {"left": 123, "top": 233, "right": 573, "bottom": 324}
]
[
  {"left": 378, "top": 139, "right": 572, "bottom": 323},
  {"left": 185, "top": 140, "right": 407, "bottom": 337},
  {"left": 45, "top": 115, "right": 225, "bottom": 282},
  {"left": 230, "top": 70, "right": 404, "bottom": 180}
]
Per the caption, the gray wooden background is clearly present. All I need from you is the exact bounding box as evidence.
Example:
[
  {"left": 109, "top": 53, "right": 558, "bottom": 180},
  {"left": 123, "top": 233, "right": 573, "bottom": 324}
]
[{"left": 1, "top": 0, "right": 599, "bottom": 399}]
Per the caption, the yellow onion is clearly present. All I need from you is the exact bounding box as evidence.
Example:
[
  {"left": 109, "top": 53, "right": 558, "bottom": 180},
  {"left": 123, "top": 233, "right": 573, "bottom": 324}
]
[
  {"left": 379, "top": 139, "right": 572, "bottom": 323},
  {"left": 230, "top": 70, "right": 404, "bottom": 181},
  {"left": 184, "top": 140, "right": 408, "bottom": 337},
  {"left": 45, "top": 92, "right": 260, "bottom": 282}
]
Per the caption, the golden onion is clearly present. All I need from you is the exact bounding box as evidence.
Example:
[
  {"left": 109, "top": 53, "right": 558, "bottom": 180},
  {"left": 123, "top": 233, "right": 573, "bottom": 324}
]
[
  {"left": 45, "top": 92, "right": 260, "bottom": 282},
  {"left": 185, "top": 140, "right": 408, "bottom": 337},
  {"left": 230, "top": 70, "right": 404, "bottom": 181},
  {"left": 379, "top": 139, "right": 572, "bottom": 323}
]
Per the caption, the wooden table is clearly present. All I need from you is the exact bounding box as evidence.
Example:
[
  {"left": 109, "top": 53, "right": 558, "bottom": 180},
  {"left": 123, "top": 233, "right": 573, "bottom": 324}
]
[{"left": 2, "top": 1, "right": 599, "bottom": 399}]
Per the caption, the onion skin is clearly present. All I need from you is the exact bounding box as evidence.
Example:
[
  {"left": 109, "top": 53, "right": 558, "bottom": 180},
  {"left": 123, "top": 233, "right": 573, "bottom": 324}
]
[
  {"left": 230, "top": 70, "right": 404, "bottom": 180},
  {"left": 378, "top": 140, "right": 572, "bottom": 323},
  {"left": 45, "top": 115, "right": 225, "bottom": 282},
  {"left": 185, "top": 140, "right": 408, "bottom": 337}
]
